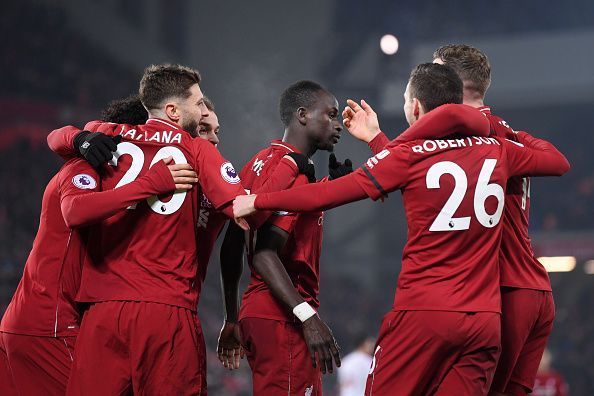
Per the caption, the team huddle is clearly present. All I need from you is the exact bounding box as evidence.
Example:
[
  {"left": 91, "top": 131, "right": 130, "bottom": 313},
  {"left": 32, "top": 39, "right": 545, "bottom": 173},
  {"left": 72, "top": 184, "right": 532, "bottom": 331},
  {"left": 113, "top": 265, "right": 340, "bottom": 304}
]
[{"left": 0, "top": 44, "right": 569, "bottom": 395}]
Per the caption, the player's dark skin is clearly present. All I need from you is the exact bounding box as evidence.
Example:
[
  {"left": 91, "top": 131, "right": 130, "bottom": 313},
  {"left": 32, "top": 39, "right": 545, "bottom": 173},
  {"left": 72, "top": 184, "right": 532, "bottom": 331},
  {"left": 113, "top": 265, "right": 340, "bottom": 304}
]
[{"left": 252, "top": 90, "right": 343, "bottom": 374}]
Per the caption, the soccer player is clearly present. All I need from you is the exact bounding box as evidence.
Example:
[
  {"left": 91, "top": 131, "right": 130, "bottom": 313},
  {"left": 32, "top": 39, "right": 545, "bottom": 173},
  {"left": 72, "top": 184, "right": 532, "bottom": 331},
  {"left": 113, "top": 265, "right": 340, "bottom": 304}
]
[
  {"left": 46, "top": 64, "right": 247, "bottom": 395},
  {"left": 337, "top": 336, "right": 375, "bottom": 396},
  {"left": 432, "top": 44, "right": 558, "bottom": 396},
  {"left": 0, "top": 112, "right": 194, "bottom": 395},
  {"left": 234, "top": 80, "right": 348, "bottom": 396},
  {"left": 233, "top": 63, "right": 570, "bottom": 395}
]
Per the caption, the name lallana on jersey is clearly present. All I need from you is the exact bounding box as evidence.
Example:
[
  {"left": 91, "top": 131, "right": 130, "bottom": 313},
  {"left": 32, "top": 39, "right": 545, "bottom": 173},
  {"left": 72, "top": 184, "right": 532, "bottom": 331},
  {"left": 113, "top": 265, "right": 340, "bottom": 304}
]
[{"left": 119, "top": 129, "right": 183, "bottom": 144}]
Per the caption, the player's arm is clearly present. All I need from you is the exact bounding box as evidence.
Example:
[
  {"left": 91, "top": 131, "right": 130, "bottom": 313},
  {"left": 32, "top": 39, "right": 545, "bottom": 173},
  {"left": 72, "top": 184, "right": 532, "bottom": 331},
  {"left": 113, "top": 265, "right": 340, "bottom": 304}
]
[
  {"left": 234, "top": 147, "right": 408, "bottom": 218},
  {"left": 217, "top": 221, "right": 246, "bottom": 370},
  {"left": 253, "top": 223, "right": 341, "bottom": 374},
  {"left": 504, "top": 132, "right": 571, "bottom": 177},
  {"left": 47, "top": 122, "right": 121, "bottom": 167},
  {"left": 59, "top": 158, "right": 196, "bottom": 228}
]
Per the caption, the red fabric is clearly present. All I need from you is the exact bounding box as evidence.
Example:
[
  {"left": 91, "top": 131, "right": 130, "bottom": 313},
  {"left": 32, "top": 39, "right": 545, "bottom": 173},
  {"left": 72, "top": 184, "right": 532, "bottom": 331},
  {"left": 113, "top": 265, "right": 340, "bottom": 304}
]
[
  {"left": 365, "top": 310, "right": 500, "bottom": 396},
  {"left": 67, "top": 301, "right": 206, "bottom": 396},
  {"left": 240, "top": 318, "right": 322, "bottom": 396},
  {"left": 60, "top": 159, "right": 175, "bottom": 228},
  {"left": 491, "top": 288, "right": 555, "bottom": 393},
  {"left": 255, "top": 135, "right": 569, "bottom": 313},
  {"left": 0, "top": 333, "right": 17, "bottom": 396},
  {"left": 532, "top": 370, "right": 569, "bottom": 396},
  {"left": 239, "top": 140, "right": 324, "bottom": 322},
  {"left": 368, "top": 103, "right": 491, "bottom": 155},
  {"left": 0, "top": 162, "right": 90, "bottom": 337},
  {"left": 481, "top": 106, "right": 553, "bottom": 291},
  {"left": 2, "top": 333, "right": 76, "bottom": 395},
  {"left": 48, "top": 118, "right": 245, "bottom": 310}
]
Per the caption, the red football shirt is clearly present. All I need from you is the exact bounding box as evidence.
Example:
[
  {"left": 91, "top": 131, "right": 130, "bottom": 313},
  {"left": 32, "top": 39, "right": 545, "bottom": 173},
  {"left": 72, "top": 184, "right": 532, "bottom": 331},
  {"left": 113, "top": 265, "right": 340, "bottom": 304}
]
[
  {"left": 239, "top": 140, "right": 324, "bottom": 322},
  {"left": 480, "top": 106, "right": 551, "bottom": 291},
  {"left": 352, "top": 134, "right": 566, "bottom": 313},
  {"left": 0, "top": 160, "right": 97, "bottom": 337},
  {"left": 47, "top": 118, "right": 245, "bottom": 310},
  {"left": 533, "top": 370, "right": 569, "bottom": 396}
]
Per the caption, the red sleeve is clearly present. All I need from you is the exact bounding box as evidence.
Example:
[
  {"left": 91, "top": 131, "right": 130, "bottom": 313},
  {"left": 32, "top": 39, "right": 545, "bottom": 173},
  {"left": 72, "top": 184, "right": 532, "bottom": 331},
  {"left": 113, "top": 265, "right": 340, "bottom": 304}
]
[
  {"left": 354, "top": 145, "right": 410, "bottom": 200},
  {"left": 193, "top": 140, "right": 245, "bottom": 216},
  {"left": 59, "top": 159, "right": 175, "bottom": 228},
  {"left": 254, "top": 171, "right": 368, "bottom": 213},
  {"left": 249, "top": 156, "right": 300, "bottom": 229},
  {"left": 392, "top": 104, "right": 490, "bottom": 145},
  {"left": 368, "top": 132, "right": 391, "bottom": 154},
  {"left": 47, "top": 121, "right": 119, "bottom": 159},
  {"left": 504, "top": 132, "right": 570, "bottom": 177}
]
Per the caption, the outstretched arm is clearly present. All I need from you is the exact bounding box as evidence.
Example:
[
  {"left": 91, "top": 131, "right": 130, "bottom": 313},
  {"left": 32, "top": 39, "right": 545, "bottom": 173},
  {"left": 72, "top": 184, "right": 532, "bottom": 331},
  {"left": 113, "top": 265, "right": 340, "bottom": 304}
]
[
  {"left": 60, "top": 158, "right": 195, "bottom": 228},
  {"left": 505, "top": 132, "right": 570, "bottom": 177}
]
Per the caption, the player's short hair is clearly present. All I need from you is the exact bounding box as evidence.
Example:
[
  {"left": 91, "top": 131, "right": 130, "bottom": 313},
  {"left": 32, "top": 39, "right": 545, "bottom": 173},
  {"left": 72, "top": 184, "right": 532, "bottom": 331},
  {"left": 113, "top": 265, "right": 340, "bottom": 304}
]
[
  {"left": 139, "top": 64, "right": 202, "bottom": 111},
  {"left": 100, "top": 94, "right": 148, "bottom": 124},
  {"left": 279, "top": 80, "right": 327, "bottom": 127},
  {"left": 408, "top": 63, "right": 463, "bottom": 112},
  {"left": 433, "top": 44, "right": 491, "bottom": 98},
  {"left": 203, "top": 96, "right": 215, "bottom": 112}
]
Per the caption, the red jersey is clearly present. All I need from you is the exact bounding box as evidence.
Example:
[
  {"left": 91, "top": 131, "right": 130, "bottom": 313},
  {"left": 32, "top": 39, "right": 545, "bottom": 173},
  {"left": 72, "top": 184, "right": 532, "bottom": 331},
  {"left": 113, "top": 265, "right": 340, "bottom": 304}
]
[
  {"left": 46, "top": 118, "right": 244, "bottom": 310},
  {"left": 480, "top": 106, "right": 551, "bottom": 291},
  {"left": 239, "top": 140, "right": 323, "bottom": 322},
  {"left": 351, "top": 134, "right": 567, "bottom": 313},
  {"left": 0, "top": 160, "right": 95, "bottom": 337},
  {"left": 533, "top": 370, "right": 569, "bottom": 396}
]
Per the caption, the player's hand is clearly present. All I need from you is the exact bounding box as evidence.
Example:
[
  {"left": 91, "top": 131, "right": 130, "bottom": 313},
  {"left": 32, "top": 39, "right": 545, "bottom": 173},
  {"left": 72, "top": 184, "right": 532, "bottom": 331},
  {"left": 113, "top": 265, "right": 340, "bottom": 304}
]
[
  {"left": 217, "top": 321, "right": 244, "bottom": 370},
  {"left": 328, "top": 153, "right": 353, "bottom": 180},
  {"left": 342, "top": 99, "right": 381, "bottom": 143},
  {"left": 74, "top": 130, "right": 122, "bottom": 169},
  {"left": 233, "top": 195, "right": 257, "bottom": 219},
  {"left": 284, "top": 153, "right": 316, "bottom": 182},
  {"left": 163, "top": 156, "right": 198, "bottom": 191},
  {"left": 302, "top": 315, "right": 341, "bottom": 374}
]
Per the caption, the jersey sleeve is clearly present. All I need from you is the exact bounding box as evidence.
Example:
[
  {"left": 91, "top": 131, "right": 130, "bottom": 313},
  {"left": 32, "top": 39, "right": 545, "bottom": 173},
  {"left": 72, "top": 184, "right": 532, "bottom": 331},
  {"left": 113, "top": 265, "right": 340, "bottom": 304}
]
[
  {"left": 249, "top": 156, "right": 300, "bottom": 229},
  {"left": 503, "top": 133, "right": 570, "bottom": 178},
  {"left": 262, "top": 175, "right": 308, "bottom": 234},
  {"left": 392, "top": 104, "right": 490, "bottom": 146},
  {"left": 353, "top": 145, "right": 410, "bottom": 200},
  {"left": 368, "top": 132, "right": 391, "bottom": 154},
  {"left": 193, "top": 140, "right": 245, "bottom": 217},
  {"left": 254, "top": 172, "right": 368, "bottom": 213},
  {"left": 47, "top": 121, "right": 120, "bottom": 159},
  {"left": 58, "top": 158, "right": 175, "bottom": 228}
]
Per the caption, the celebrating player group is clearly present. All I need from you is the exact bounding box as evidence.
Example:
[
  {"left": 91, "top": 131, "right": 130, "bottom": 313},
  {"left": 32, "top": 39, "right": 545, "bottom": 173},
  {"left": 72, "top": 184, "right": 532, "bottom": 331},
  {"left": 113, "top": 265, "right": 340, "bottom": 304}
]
[{"left": 0, "top": 44, "right": 569, "bottom": 396}]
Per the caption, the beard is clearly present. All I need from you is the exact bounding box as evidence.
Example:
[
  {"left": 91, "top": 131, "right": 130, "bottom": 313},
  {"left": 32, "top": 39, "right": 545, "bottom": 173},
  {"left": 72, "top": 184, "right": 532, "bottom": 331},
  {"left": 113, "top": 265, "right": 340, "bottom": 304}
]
[{"left": 182, "top": 119, "right": 200, "bottom": 138}]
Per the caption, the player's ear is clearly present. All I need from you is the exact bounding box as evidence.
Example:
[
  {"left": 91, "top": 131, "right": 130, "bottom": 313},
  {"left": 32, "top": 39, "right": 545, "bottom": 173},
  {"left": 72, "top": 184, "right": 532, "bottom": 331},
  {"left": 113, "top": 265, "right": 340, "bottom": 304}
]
[
  {"left": 296, "top": 107, "right": 307, "bottom": 126},
  {"left": 165, "top": 102, "right": 180, "bottom": 122},
  {"left": 412, "top": 98, "right": 421, "bottom": 120}
]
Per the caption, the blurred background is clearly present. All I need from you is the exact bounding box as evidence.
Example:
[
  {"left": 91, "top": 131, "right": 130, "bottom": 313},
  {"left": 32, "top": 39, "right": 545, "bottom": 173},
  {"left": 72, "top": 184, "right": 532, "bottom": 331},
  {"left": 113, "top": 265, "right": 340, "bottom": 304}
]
[{"left": 1, "top": 0, "right": 592, "bottom": 394}]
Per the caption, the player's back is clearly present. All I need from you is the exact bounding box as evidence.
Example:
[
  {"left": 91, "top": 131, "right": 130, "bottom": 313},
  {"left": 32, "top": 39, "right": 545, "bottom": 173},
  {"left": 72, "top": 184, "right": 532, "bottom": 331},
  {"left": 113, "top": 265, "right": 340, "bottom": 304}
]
[
  {"left": 78, "top": 118, "right": 241, "bottom": 310},
  {"left": 480, "top": 106, "right": 551, "bottom": 290},
  {"left": 367, "top": 135, "right": 517, "bottom": 313}
]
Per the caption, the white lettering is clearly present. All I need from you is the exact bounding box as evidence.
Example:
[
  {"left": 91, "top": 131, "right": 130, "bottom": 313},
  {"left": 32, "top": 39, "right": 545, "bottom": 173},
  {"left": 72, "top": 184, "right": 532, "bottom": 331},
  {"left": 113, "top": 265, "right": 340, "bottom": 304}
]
[
  {"left": 424, "top": 140, "right": 437, "bottom": 152},
  {"left": 436, "top": 140, "right": 449, "bottom": 149},
  {"left": 412, "top": 145, "right": 424, "bottom": 153}
]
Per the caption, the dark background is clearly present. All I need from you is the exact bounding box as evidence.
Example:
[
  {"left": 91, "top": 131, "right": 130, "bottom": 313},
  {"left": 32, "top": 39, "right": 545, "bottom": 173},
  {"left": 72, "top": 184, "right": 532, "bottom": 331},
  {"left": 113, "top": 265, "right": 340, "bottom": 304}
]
[{"left": 1, "top": 1, "right": 593, "bottom": 394}]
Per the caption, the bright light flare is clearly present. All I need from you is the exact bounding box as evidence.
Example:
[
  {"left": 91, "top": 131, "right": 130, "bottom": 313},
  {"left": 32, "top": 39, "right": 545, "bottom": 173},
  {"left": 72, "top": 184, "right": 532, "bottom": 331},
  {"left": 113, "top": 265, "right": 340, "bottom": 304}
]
[
  {"left": 380, "top": 34, "right": 399, "bottom": 55},
  {"left": 537, "top": 256, "right": 576, "bottom": 272}
]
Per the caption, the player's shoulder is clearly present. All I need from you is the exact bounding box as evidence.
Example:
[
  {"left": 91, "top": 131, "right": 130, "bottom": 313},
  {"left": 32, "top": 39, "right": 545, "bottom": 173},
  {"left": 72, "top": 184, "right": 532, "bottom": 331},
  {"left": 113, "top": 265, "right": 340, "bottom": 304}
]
[
  {"left": 57, "top": 158, "right": 98, "bottom": 189},
  {"left": 485, "top": 110, "right": 515, "bottom": 138}
]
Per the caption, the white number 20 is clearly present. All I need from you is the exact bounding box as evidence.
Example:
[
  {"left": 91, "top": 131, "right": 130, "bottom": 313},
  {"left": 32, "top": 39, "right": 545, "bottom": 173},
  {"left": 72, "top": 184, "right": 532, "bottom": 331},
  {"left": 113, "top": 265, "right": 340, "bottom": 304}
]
[
  {"left": 426, "top": 159, "right": 504, "bottom": 232},
  {"left": 109, "top": 143, "right": 188, "bottom": 215}
]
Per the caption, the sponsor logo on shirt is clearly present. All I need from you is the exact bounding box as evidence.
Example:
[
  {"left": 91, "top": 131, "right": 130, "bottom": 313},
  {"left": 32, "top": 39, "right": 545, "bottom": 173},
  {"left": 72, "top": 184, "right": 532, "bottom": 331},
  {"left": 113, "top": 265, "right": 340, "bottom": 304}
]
[
  {"left": 72, "top": 174, "right": 97, "bottom": 189},
  {"left": 305, "top": 385, "right": 313, "bottom": 396},
  {"left": 252, "top": 158, "right": 265, "bottom": 176},
  {"left": 220, "top": 162, "right": 241, "bottom": 184},
  {"left": 366, "top": 149, "right": 390, "bottom": 169},
  {"left": 200, "top": 193, "right": 213, "bottom": 209}
]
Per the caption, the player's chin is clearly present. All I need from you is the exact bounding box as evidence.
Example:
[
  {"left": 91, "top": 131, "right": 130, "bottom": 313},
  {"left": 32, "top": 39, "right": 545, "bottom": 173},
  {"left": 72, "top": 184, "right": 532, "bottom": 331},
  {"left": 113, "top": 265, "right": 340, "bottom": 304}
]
[{"left": 321, "top": 141, "right": 336, "bottom": 152}]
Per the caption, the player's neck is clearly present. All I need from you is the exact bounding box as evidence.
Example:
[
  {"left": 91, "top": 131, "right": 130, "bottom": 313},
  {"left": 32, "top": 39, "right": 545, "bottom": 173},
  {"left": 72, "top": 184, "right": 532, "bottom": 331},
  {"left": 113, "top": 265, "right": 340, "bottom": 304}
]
[
  {"left": 282, "top": 129, "right": 316, "bottom": 158},
  {"left": 462, "top": 95, "right": 485, "bottom": 108}
]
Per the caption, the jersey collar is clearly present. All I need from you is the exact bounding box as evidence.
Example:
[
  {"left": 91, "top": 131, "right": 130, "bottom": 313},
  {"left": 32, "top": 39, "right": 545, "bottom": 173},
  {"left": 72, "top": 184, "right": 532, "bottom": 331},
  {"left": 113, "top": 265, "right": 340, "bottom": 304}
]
[
  {"left": 145, "top": 118, "right": 182, "bottom": 131},
  {"left": 270, "top": 139, "right": 301, "bottom": 154},
  {"left": 478, "top": 105, "right": 492, "bottom": 115}
]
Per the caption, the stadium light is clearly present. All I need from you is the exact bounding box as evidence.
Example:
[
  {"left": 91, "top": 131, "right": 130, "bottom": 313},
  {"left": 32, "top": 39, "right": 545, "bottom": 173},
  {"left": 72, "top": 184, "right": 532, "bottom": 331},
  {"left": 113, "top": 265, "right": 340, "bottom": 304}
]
[
  {"left": 380, "top": 34, "right": 399, "bottom": 55},
  {"left": 584, "top": 260, "right": 594, "bottom": 274},
  {"left": 537, "top": 256, "right": 576, "bottom": 272}
]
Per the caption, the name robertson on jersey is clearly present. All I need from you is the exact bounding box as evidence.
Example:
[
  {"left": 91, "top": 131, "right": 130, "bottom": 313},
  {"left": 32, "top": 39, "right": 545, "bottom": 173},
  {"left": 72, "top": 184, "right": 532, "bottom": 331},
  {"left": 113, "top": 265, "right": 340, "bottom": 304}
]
[
  {"left": 119, "top": 128, "right": 182, "bottom": 144},
  {"left": 411, "top": 136, "right": 500, "bottom": 154}
]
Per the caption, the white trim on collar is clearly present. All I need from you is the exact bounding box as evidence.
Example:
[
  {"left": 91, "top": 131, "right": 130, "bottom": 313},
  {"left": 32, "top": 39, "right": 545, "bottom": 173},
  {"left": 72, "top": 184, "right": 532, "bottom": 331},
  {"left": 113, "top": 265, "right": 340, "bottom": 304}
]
[{"left": 271, "top": 142, "right": 295, "bottom": 153}]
